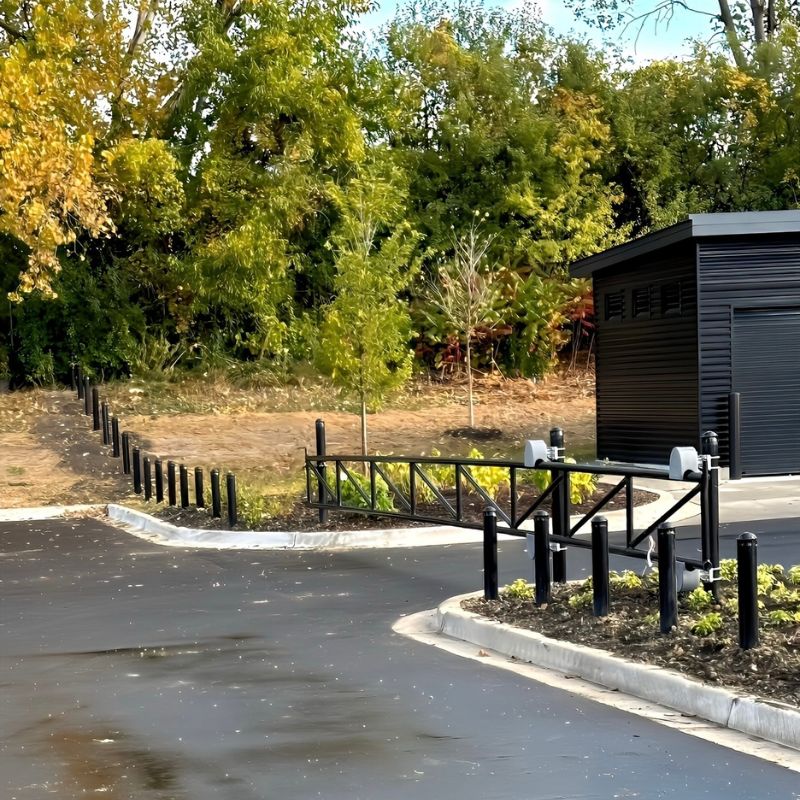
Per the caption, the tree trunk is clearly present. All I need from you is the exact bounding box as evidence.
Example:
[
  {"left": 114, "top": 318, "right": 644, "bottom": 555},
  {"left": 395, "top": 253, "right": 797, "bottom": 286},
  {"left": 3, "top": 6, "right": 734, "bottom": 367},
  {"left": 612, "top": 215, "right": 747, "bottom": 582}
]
[
  {"left": 717, "top": 0, "right": 749, "bottom": 67},
  {"left": 466, "top": 338, "right": 475, "bottom": 429},
  {"left": 749, "top": 0, "right": 766, "bottom": 43},
  {"left": 360, "top": 397, "right": 368, "bottom": 457}
]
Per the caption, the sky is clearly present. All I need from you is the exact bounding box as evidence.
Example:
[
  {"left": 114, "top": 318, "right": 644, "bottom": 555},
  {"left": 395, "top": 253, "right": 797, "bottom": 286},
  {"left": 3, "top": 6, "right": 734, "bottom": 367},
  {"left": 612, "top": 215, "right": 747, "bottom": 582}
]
[{"left": 361, "top": 0, "right": 725, "bottom": 63}]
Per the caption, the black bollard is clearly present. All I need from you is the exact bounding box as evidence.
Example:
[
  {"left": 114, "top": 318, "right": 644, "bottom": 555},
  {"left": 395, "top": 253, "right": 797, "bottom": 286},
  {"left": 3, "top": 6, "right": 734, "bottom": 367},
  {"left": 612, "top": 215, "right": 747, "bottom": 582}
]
[
  {"left": 483, "top": 507, "right": 498, "bottom": 600},
  {"left": 132, "top": 447, "right": 142, "bottom": 495},
  {"left": 211, "top": 469, "right": 222, "bottom": 518},
  {"left": 167, "top": 461, "right": 177, "bottom": 506},
  {"left": 77, "top": 366, "right": 84, "bottom": 399},
  {"left": 195, "top": 467, "right": 205, "bottom": 508},
  {"left": 658, "top": 523, "right": 678, "bottom": 634},
  {"left": 591, "top": 516, "right": 610, "bottom": 617},
  {"left": 101, "top": 403, "right": 110, "bottom": 445},
  {"left": 179, "top": 465, "right": 189, "bottom": 508},
  {"left": 226, "top": 473, "right": 237, "bottom": 526},
  {"left": 111, "top": 417, "right": 121, "bottom": 458},
  {"left": 533, "top": 510, "right": 552, "bottom": 606},
  {"left": 737, "top": 532, "right": 759, "bottom": 650},
  {"left": 143, "top": 457, "right": 152, "bottom": 501},
  {"left": 70, "top": 361, "right": 77, "bottom": 392},
  {"left": 315, "top": 419, "right": 328, "bottom": 524},
  {"left": 83, "top": 377, "right": 91, "bottom": 414},
  {"left": 155, "top": 459, "right": 164, "bottom": 503},
  {"left": 91, "top": 387, "right": 100, "bottom": 431},
  {"left": 121, "top": 432, "right": 131, "bottom": 474}
]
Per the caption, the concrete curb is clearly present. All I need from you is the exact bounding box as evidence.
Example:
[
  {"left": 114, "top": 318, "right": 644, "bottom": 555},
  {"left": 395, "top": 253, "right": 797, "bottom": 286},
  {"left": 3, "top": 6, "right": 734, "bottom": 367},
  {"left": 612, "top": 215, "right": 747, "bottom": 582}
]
[
  {"left": 437, "top": 593, "right": 800, "bottom": 752},
  {"left": 3, "top": 482, "right": 692, "bottom": 550}
]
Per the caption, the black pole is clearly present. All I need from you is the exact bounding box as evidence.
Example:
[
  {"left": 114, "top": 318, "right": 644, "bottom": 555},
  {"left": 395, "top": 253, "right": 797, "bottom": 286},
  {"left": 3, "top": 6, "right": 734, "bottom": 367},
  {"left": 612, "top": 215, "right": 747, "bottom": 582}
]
[
  {"left": 155, "top": 459, "right": 164, "bottom": 503},
  {"left": 167, "top": 461, "right": 177, "bottom": 506},
  {"left": 111, "top": 417, "right": 120, "bottom": 458},
  {"left": 121, "top": 432, "right": 131, "bottom": 474},
  {"left": 591, "top": 516, "right": 610, "bottom": 617},
  {"left": 315, "top": 419, "right": 328, "bottom": 524},
  {"left": 91, "top": 387, "right": 100, "bottom": 431},
  {"left": 728, "top": 393, "right": 742, "bottom": 480},
  {"left": 101, "top": 403, "right": 110, "bottom": 445},
  {"left": 76, "top": 366, "right": 84, "bottom": 399},
  {"left": 737, "top": 532, "right": 759, "bottom": 650},
  {"left": 483, "top": 507, "right": 498, "bottom": 600},
  {"left": 70, "top": 361, "right": 77, "bottom": 391},
  {"left": 658, "top": 523, "right": 678, "bottom": 634},
  {"left": 533, "top": 510, "right": 552, "bottom": 606},
  {"left": 211, "top": 469, "right": 222, "bottom": 518},
  {"left": 132, "top": 447, "right": 142, "bottom": 495},
  {"left": 143, "top": 457, "right": 152, "bottom": 501},
  {"left": 195, "top": 467, "right": 205, "bottom": 508},
  {"left": 702, "top": 431, "right": 721, "bottom": 601},
  {"left": 179, "top": 464, "right": 189, "bottom": 508},
  {"left": 549, "top": 427, "right": 568, "bottom": 582},
  {"left": 83, "top": 377, "right": 91, "bottom": 414},
  {"left": 226, "top": 473, "right": 237, "bottom": 526}
]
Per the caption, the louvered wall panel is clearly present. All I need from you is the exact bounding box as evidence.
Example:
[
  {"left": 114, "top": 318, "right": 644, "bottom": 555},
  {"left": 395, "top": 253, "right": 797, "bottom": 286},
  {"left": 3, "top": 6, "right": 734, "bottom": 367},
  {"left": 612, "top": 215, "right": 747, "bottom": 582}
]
[
  {"left": 594, "top": 244, "right": 698, "bottom": 465},
  {"left": 697, "top": 235, "right": 800, "bottom": 471}
]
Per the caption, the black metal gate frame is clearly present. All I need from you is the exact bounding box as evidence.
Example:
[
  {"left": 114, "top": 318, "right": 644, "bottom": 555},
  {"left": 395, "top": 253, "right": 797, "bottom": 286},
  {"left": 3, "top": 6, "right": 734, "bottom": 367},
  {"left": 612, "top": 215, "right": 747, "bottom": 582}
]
[{"left": 305, "top": 452, "right": 719, "bottom": 571}]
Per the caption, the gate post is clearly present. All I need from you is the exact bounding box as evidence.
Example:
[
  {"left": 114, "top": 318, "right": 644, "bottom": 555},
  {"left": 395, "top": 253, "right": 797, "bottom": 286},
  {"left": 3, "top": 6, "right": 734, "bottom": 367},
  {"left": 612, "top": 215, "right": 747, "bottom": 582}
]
[
  {"left": 701, "top": 431, "right": 721, "bottom": 601},
  {"left": 657, "top": 523, "right": 678, "bottom": 633},
  {"left": 549, "top": 428, "right": 567, "bottom": 582}
]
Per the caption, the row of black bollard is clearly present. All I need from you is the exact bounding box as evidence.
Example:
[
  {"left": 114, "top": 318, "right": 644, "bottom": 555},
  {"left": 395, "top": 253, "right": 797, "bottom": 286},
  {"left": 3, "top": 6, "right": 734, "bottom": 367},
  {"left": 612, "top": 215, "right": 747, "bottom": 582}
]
[
  {"left": 482, "top": 504, "right": 760, "bottom": 652},
  {"left": 74, "top": 373, "right": 239, "bottom": 527}
]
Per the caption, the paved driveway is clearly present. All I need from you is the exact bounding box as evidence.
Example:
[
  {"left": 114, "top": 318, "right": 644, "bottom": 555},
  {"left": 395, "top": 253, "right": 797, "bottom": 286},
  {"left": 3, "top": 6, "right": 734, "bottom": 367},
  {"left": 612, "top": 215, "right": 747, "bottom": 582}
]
[{"left": 2, "top": 517, "right": 799, "bottom": 799}]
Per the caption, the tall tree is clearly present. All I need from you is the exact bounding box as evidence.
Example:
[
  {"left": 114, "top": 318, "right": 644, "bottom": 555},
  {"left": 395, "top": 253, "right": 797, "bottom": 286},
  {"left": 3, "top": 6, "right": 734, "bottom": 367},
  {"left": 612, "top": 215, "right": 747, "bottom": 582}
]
[{"left": 315, "top": 159, "right": 419, "bottom": 455}]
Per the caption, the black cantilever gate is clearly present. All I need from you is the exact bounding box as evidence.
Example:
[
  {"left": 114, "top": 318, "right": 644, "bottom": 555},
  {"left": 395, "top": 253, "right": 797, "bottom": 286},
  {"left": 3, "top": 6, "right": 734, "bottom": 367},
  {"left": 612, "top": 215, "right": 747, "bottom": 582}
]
[{"left": 305, "top": 426, "right": 720, "bottom": 581}]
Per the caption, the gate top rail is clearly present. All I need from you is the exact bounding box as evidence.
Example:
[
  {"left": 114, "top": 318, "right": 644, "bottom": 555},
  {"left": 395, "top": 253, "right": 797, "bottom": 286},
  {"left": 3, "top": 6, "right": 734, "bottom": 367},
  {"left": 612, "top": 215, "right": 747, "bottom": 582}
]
[{"left": 304, "top": 452, "right": 699, "bottom": 483}]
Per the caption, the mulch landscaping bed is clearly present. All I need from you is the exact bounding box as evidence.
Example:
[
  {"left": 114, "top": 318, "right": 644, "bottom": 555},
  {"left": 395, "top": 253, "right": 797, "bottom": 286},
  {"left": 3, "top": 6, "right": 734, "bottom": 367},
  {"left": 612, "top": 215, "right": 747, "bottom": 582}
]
[
  {"left": 150, "top": 483, "right": 659, "bottom": 533},
  {"left": 463, "top": 574, "right": 800, "bottom": 708}
]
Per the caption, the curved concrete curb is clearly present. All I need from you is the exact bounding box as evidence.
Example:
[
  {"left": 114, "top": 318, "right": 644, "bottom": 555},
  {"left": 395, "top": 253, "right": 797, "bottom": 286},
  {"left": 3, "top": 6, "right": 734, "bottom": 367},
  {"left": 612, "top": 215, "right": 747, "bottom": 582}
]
[
  {"left": 437, "top": 593, "right": 800, "bottom": 752},
  {"left": 106, "top": 504, "right": 504, "bottom": 550}
]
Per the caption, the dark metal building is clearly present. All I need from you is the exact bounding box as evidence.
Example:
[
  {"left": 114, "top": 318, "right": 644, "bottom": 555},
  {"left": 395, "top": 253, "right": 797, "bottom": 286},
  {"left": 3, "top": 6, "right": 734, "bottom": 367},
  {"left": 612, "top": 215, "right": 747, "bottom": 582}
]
[{"left": 570, "top": 211, "right": 800, "bottom": 476}]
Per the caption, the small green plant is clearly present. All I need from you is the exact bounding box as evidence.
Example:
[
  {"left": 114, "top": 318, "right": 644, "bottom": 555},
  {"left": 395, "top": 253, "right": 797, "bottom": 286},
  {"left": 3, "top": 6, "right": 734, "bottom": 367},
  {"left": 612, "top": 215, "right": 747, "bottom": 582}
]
[
  {"left": 757, "top": 563, "right": 782, "bottom": 596},
  {"left": 339, "top": 470, "right": 395, "bottom": 513},
  {"left": 719, "top": 558, "right": 737, "bottom": 583},
  {"left": 685, "top": 587, "right": 713, "bottom": 612},
  {"left": 690, "top": 612, "right": 724, "bottom": 637},
  {"left": 788, "top": 565, "right": 800, "bottom": 586},
  {"left": 568, "top": 590, "right": 592, "bottom": 610},
  {"left": 765, "top": 610, "right": 800, "bottom": 627},
  {"left": 466, "top": 447, "right": 509, "bottom": 501},
  {"left": 641, "top": 612, "right": 659, "bottom": 626},
  {"left": 236, "top": 482, "right": 271, "bottom": 528},
  {"left": 609, "top": 570, "right": 643, "bottom": 591},
  {"left": 503, "top": 578, "right": 534, "bottom": 600}
]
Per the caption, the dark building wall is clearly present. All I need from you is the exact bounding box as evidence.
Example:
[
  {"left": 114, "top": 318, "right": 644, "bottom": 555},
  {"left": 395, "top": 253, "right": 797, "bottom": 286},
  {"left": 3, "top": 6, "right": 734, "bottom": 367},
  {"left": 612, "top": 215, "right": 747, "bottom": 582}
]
[
  {"left": 697, "top": 234, "right": 800, "bottom": 463},
  {"left": 594, "top": 243, "right": 698, "bottom": 464}
]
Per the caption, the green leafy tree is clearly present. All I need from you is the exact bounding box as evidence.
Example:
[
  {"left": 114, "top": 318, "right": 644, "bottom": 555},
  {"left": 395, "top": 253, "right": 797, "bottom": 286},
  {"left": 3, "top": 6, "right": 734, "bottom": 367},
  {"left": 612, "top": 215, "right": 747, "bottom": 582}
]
[{"left": 316, "top": 160, "right": 419, "bottom": 455}]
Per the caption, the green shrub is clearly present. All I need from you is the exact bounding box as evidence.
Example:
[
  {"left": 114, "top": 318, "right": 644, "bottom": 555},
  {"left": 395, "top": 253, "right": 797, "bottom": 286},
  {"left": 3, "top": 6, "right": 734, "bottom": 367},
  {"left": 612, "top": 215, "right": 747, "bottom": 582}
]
[
  {"left": 236, "top": 482, "right": 271, "bottom": 528},
  {"left": 339, "top": 470, "right": 395, "bottom": 512},
  {"left": 503, "top": 578, "right": 533, "bottom": 600},
  {"left": 685, "top": 587, "right": 713, "bottom": 612},
  {"left": 788, "top": 565, "right": 800, "bottom": 586},
  {"left": 568, "top": 590, "right": 592, "bottom": 610},
  {"left": 690, "top": 612, "right": 723, "bottom": 637},
  {"left": 609, "top": 570, "right": 643, "bottom": 591},
  {"left": 519, "top": 460, "right": 597, "bottom": 505}
]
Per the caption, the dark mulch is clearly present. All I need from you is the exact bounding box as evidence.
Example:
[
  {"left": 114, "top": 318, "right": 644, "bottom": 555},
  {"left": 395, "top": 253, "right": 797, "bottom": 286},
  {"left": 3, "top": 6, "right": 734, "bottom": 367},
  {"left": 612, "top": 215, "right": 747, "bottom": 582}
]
[
  {"left": 445, "top": 426, "right": 503, "bottom": 441},
  {"left": 463, "top": 582, "right": 800, "bottom": 708},
  {"left": 150, "top": 484, "right": 658, "bottom": 533}
]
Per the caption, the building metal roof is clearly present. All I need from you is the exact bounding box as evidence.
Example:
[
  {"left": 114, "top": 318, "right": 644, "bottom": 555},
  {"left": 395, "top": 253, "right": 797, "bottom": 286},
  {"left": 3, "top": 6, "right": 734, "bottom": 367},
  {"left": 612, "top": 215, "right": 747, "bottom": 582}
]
[{"left": 570, "top": 210, "right": 800, "bottom": 277}]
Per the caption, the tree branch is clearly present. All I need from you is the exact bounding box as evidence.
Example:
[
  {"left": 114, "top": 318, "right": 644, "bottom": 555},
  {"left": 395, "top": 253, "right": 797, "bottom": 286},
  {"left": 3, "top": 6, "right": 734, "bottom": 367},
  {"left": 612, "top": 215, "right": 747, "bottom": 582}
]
[
  {"left": 0, "top": 16, "right": 26, "bottom": 41},
  {"left": 717, "top": 0, "right": 749, "bottom": 68}
]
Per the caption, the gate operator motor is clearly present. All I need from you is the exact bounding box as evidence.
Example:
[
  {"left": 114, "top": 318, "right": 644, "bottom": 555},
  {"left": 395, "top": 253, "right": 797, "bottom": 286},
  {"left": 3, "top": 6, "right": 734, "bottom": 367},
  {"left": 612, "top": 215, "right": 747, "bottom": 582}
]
[
  {"left": 523, "top": 439, "right": 556, "bottom": 467},
  {"left": 669, "top": 446, "right": 700, "bottom": 480}
]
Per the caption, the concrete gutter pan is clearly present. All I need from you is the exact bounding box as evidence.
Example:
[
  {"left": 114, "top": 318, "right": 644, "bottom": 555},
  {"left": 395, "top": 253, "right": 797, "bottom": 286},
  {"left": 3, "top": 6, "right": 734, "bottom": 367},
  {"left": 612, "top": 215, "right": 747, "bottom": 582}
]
[{"left": 436, "top": 592, "right": 800, "bottom": 753}]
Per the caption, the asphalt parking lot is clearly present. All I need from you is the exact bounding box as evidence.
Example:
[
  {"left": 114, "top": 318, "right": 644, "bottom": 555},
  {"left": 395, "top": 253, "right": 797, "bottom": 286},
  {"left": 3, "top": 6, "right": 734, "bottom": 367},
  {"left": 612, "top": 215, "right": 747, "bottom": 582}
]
[{"left": 2, "top": 514, "right": 800, "bottom": 799}]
